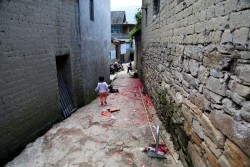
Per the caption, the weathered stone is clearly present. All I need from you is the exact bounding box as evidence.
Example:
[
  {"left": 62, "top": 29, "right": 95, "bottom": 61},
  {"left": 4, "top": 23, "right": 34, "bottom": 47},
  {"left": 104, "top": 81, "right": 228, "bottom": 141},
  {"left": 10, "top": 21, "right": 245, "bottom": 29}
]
[
  {"left": 205, "top": 147, "right": 220, "bottom": 167},
  {"left": 241, "top": 102, "right": 250, "bottom": 122},
  {"left": 206, "top": 77, "right": 227, "bottom": 96},
  {"left": 236, "top": 64, "right": 250, "bottom": 83},
  {"left": 221, "top": 29, "right": 233, "bottom": 44},
  {"left": 181, "top": 104, "right": 194, "bottom": 124},
  {"left": 174, "top": 70, "right": 183, "bottom": 82},
  {"left": 212, "top": 104, "right": 224, "bottom": 110},
  {"left": 240, "top": 51, "right": 250, "bottom": 60},
  {"left": 222, "top": 98, "right": 241, "bottom": 118},
  {"left": 184, "top": 121, "right": 192, "bottom": 137},
  {"left": 161, "top": 81, "right": 171, "bottom": 90},
  {"left": 233, "top": 28, "right": 249, "bottom": 45},
  {"left": 182, "top": 79, "right": 190, "bottom": 88},
  {"left": 193, "top": 119, "right": 204, "bottom": 139},
  {"left": 228, "top": 80, "right": 250, "bottom": 98},
  {"left": 175, "top": 92, "right": 183, "bottom": 106},
  {"left": 183, "top": 58, "right": 190, "bottom": 72},
  {"left": 226, "top": 90, "right": 246, "bottom": 106},
  {"left": 189, "top": 59, "right": 200, "bottom": 77},
  {"left": 201, "top": 114, "right": 225, "bottom": 148},
  {"left": 191, "top": 130, "right": 203, "bottom": 147},
  {"left": 225, "top": 139, "right": 250, "bottom": 167},
  {"left": 230, "top": 10, "right": 250, "bottom": 30},
  {"left": 209, "top": 90, "right": 224, "bottom": 104},
  {"left": 210, "top": 110, "right": 250, "bottom": 156},
  {"left": 204, "top": 51, "right": 232, "bottom": 70},
  {"left": 217, "top": 43, "right": 235, "bottom": 54},
  {"left": 189, "top": 93, "right": 206, "bottom": 111},
  {"left": 184, "top": 45, "right": 203, "bottom": 62},
  {"left": 198, "top": 65, "right": 209, "bottom": 84},
  {"left": 218, "top": 155, "right": 233, "bottom": 167},
  {"left": 202, "top": 44, "right": 217, "bottom": 55},
  {"left": 157, "top": 64, "right": 165, "bottom": 72},
  {"left": 183, "top": 73, "right": 200, "bottom": 89},
  {"left": 188, "top": 142, "right": 207, "bottom": 167},
  {"left": 184, "top": 98, "right": 202, "bottom": 117},
  {"left": 204, "top": 135, "right": 223, "bottom": 158},
  {"left": 210, "top": 68, "right": 224, "bottom": 78}
]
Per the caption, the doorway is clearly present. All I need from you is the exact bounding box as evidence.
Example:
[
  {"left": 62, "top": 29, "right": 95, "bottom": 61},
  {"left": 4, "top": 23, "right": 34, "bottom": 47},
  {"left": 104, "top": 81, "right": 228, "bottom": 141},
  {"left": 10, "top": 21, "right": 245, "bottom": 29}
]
[{"left": 56, "top": 55, "right": 76, "bottom": 118}]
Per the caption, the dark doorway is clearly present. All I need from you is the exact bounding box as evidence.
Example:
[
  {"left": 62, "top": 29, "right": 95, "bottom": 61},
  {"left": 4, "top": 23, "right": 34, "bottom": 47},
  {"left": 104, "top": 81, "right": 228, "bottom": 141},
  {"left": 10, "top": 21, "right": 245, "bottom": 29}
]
[{"left": 56, "top": 55, "right": 76, "bottom": 118}]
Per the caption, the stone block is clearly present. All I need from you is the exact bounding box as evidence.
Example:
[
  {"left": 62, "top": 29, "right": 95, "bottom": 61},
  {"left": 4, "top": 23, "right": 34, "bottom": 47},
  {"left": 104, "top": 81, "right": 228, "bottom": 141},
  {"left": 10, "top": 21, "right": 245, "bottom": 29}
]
[
  {"left": 189, "top": 93, "right": 207, "bottom": 111},
  {"left": 157, "top": 64, "right": 165, "bottom": 73},
  {"left": 211, "top": 30, "right": 223, "bottom": 44},
  {"left": 214, "top": 16, "right": 229, "bottom": 31},
  {"left": 189, "top": 59, "right": 200, "bottom": 77},
  {"left": 224, "top": 0, "right": 237, "bottom": 14},
  {"left": 191, "top": 130, "right": 203, "bottom": 147},
  {"left": 241, "top": 102, "right": 250, "bottom": 123},
  {"left": 203, "top": 51, "right": 232, "bottom": 70},
  {"left": 240, "top": 51, "right": 250, "bottom": 60},
  {"left": 193, "top": 119, "right": 204, "bottom": 139},
  {"left": 188, "top": 142, "right": 207, "bottom": 167},
  {"left": 236, "top": 64, "right": 250, "bottom": 83},
  {"left": 228, "top": 79, "right": 250, "bottom": 98},
  {"left": 222, "top": 98, "right": 241, "bottom": 121},
  {"left": 210, "top": 68, "right": 224, "bottom": 78},
  {"left": 226, "top": 90, "right": 246, "bottom": 106},
  {"left": 230, "top": 10, "right": 250, "bottom": 30},
  {"left": 204, "top": 135, "right": 223, "bottom": 158},
  {"left": 210, "top": 110, "right": 250, "bottom": 156},
  {"left": 210, "top": 90, "right": 224, "bottom": 104},
  {"left": 184, "top": 45, "right": 203, "bottom": 62},
  {"left": 221, "top": 29, "right": 233, "bottom": 44},
  {"left": 184, "top": 98, "right": 202, "bottom": 117},
  {"left": 225, "top": 139, "right": 250, "bottom": 167},
  {"left": 237, "top": 0, "right": 250, "bottom": 10},
  {"left": 206, "top": 77, "right": 227, "bottom": 96},
  {"left": 218, "top": 155, "right": 232, "bottom": 167},
  {"left": 206, "top": 6, "right": 215, "bottom": 20},
  {"left": 181, "top": 104, "right": 194, "bottom": 124},
  {"left": 204, "top": 147, "right": 220, "bottom": 167},
  {"left": 183, "top": 73, "right": 200, "bottom": 89},
  {"left": 233, "top": 28, "right": 249, "bottom": 45},
  {"left": 198, "top": 65, "right": 209, "bottom": 84},
  {"left": 201, "top": 114, "right": 225, "bottom": 148}
]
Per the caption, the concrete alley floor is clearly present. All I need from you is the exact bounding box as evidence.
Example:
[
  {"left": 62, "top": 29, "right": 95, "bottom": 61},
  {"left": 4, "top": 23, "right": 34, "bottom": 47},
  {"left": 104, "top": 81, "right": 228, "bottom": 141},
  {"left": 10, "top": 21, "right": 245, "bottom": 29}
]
[{"left": 5, "top": 68, "right": 184, "bottom": 167}]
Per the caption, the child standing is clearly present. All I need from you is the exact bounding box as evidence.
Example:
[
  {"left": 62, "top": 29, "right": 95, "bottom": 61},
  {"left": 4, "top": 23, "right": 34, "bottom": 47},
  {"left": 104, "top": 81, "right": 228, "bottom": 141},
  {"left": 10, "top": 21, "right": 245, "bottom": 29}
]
[{"left": 95, "top": 76, "right": 108, "bottom": 106}]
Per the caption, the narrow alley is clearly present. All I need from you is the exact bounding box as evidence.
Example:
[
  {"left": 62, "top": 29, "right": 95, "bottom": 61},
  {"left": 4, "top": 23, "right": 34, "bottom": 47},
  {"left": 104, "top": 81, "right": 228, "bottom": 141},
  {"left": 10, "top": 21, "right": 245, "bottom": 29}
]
[{"left": 5, "top": 69, "right": 183, "bottom": 167}]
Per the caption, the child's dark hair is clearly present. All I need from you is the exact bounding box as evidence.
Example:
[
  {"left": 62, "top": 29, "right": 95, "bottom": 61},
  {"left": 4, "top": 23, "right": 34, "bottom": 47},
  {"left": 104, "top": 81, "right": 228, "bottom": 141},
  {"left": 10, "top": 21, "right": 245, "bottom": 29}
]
[{"left": 99, "top": 76, "right": 104, "bottom": 82}]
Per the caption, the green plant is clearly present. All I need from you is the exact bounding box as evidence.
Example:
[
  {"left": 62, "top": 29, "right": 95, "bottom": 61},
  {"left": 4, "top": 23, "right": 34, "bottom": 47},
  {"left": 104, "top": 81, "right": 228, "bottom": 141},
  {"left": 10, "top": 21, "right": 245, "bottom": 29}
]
[{"left": 130, "top": 9, "right": 142, "bottom": 41}]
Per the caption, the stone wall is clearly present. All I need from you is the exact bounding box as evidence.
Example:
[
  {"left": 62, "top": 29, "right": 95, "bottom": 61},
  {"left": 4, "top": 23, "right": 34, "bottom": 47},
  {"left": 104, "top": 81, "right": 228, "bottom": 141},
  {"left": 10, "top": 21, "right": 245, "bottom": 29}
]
[
  {"left": 141, "top": 0, "right": 250, "bottom": 167},
  {"left": 0, "top": 0, "right": 110, "bottom": 165}
]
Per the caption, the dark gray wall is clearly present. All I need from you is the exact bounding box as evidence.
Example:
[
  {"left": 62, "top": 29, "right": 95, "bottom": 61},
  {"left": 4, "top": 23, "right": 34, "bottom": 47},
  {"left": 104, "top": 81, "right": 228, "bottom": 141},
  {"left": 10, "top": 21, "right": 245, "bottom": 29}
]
[
  {"left": 79, "top": 0, "right": 110, "bottom": 104},
  {"left": 0, "top": 0, "right": 110, "bottom": 165}
]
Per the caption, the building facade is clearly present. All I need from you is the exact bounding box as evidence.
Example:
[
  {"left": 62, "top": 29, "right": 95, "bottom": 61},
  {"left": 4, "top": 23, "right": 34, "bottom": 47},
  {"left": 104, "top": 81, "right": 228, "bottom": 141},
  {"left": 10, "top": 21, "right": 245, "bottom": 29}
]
[
  {"left": 111, "top": 11, "right": 134, "bottom": 62},
  {"left": 141, "top": 0, "right": 250, "bottom": 167},
  {"left": 0, "top": 0, "right": 110, "bottom": 165}
]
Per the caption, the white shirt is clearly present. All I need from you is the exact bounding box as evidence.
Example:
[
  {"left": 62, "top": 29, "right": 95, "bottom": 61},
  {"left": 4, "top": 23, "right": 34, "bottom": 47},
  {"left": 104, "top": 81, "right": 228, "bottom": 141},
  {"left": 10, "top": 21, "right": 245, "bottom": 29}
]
[{"left": 95, "top": 82, "right": 108, "bottom": 93}]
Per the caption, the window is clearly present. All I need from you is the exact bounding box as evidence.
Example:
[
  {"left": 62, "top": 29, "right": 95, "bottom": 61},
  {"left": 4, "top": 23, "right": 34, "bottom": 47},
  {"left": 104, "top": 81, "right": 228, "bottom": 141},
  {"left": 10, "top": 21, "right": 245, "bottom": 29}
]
[
  {"left": 111, "top": 25, "right": 123, "bottom": 33},
  {"left": 90, "top": 0, "right": 94, "bottom": 21},
  {"left": 153, "top": 0, "right": 160, "bottom": 15}
]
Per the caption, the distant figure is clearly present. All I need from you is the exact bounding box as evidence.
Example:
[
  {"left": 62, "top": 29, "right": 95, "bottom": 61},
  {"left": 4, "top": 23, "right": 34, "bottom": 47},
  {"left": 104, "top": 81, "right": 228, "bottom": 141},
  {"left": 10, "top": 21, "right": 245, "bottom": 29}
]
[
  {"left": 95, "top": 76, "right": 108, "bottom": 106},
  {"left": 127, "top": 61, "right": 132, "bottom": 73}
]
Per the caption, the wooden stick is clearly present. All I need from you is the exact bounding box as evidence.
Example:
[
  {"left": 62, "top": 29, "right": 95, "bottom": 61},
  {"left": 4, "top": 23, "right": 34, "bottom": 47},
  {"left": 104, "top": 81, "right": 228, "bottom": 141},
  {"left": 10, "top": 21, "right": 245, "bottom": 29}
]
[
  {"left": 138, "top": 86, "right": 179, "bottom": 164},
  {"left": 138, "top": 87, "right": 156, "bottom": 142}
]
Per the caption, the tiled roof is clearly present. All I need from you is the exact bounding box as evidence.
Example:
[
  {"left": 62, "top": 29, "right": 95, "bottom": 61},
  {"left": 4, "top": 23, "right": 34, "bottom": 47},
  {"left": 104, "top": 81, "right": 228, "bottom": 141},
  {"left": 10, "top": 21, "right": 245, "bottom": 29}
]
[{"left": 111, "top": 11, "right": 126, "bottom": 24}]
